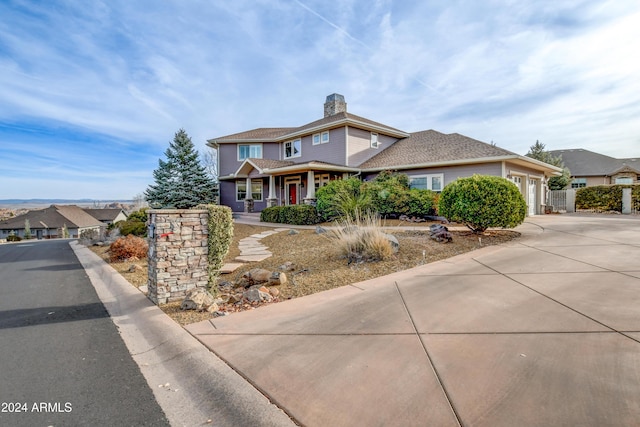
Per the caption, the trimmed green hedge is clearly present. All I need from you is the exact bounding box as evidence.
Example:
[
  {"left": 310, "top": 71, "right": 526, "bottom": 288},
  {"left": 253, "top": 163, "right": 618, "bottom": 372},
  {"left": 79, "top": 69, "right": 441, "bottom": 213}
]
[
  {"left": 202, "top": 204, "right": 234, "bottom": 292},
  {"left": 576, "top": 185, "right": 640, "bottom": 212},
  {"left": 260, "top": 205, "right": 320, "bottom": 225},
  {"left": 438, "top": 175, "right": 526, "bottom": 233}
]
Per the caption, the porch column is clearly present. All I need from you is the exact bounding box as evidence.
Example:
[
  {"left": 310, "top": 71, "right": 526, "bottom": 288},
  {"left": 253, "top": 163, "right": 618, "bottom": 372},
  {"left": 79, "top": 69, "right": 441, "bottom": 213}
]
[
  {"left": 303, "top": 170, "right": 316, "bottom": 206},
  {"left": 306, "top": 171, "right": 316, "bottom": 199},
  {"left": 267, "top": 175, "right": 278, "bottom": 207},
  {"left": 244, "top": 177, "right": 254, "bottom": 213}
]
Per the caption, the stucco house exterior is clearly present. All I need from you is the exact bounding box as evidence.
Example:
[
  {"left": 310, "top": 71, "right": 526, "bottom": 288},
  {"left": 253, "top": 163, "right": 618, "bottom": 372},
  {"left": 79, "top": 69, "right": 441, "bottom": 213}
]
[
  {"left": 549, "top": 149, "right": 640, "bottom": 188},
  {"left": 209, "top": 94, "right": 562, "bottom": 216},
  {"left": 0, "top": 205, "right": 104, "bottom": 239}
]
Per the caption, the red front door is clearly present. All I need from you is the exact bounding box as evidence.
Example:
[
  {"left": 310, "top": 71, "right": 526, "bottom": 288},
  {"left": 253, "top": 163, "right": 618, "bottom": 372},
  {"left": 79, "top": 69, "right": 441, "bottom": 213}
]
[{"left": 288, "top": 184, "right": 297, "bottom": 205}]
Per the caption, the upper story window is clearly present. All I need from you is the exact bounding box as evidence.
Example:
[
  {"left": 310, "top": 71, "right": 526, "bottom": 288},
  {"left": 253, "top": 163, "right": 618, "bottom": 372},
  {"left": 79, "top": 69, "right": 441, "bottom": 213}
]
[
  {"left": 284, "top": 139, "right": 301, "bottom": 159},
  {"left": 313, "top": 133, "right": 321, "bottom": 145},
  {"left": 409, "top": 174, "right": 444, "bottom": 192},
  {"left": 321, "top": 131, "right": 330, "bottom": 144},
  {"left": 238, "top": 144, "right": 262, "bottom": 161},
  {"left": 571, "top": 178, "right": 587, "bottom": 188},
  {"left": 370, "top": 132, "right": 379, "bottom": 148}
]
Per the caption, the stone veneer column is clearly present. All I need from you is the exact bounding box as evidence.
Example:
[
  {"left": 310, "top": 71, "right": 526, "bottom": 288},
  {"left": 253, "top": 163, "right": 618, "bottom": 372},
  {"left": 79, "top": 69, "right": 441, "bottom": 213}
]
[{"left": 147, "top": 209, "right": 209, "bottom": 304}]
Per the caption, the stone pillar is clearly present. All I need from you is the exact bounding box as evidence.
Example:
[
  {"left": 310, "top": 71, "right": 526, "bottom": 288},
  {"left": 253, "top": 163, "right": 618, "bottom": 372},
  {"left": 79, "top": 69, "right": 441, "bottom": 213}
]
[
  {"left": 147, "top": 209, "right": 209, "bottom": 305},
  {"left": 622, "top": 187, "right": 632, "bottom": 214}
]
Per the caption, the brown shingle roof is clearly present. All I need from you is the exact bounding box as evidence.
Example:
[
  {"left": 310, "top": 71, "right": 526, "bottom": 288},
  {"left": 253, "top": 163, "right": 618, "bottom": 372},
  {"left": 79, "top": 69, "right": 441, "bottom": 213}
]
[
  {"left": 248, "top": 158, "right": 295, "bottom": 169},
  {"left": 358, "top": 130, "right": 517, "bottom": 169},
  {"left": 82, "top": 208, "right": 126, "bottom": 222},
  {"left": 0, "top": 205, "right": 104, "bottom": 230},
  {"left": 212, "top": 128, "right": 297, "bottom": 142},
  {"left": 209, "top": 112, "right": 408, "bottom": 144}
]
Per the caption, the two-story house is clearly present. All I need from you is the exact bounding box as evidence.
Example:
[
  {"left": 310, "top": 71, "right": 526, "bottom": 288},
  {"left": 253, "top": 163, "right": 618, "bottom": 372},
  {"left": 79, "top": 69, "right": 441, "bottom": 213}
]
[{"left": 209, "top": 94, "right": 562, "bottom": 216}]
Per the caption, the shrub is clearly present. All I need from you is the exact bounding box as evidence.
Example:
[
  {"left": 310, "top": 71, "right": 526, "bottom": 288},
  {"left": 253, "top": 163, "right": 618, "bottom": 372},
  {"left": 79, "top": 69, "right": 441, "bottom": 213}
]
[
  {"left": 407, "top": 188, "right": 438, "bottom": 217},
  {"left": 438, "top": 175, "right": 526, "bottom": 233},
  {"left": 203, "top": 204, "right": 234, "bottom": 290},
  {"left": 576, "top": 185, "right": 639, "bottom": 212},
  {"left": 328, "top": 212, "right": 395, "bottom": 262},
  {"left": 115, "top": 208, "right": 148, "bottom": 237},
  {"left": 260, "top": 205, "right": 319, "bottom": 225},
  {"left": 362, "top": 171, "right": 411, "bottom": 217},
  {"left": 117, "top": 219, "right": 147, "bottom": 237},
  {"left": 109, "top": 235, "right": 148, "bottom": 262},
  {"left": 316, "top": 178, "right": 367, "bottom": 221},
  {"left": 7, "top": 233, "right": 22, "bottom": 242}
]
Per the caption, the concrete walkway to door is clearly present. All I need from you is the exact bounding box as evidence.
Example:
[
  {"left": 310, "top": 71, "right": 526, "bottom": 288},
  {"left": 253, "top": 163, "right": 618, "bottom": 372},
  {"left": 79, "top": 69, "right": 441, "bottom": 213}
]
[{"left": 187, "top": 214, "right": 640, "bottom": 426}]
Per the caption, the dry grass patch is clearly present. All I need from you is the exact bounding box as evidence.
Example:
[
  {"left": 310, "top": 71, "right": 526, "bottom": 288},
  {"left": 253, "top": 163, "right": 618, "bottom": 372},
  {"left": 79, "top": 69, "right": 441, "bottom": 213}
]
[{"left": 90, "top": 221, "right": 519, "bottom": 326}]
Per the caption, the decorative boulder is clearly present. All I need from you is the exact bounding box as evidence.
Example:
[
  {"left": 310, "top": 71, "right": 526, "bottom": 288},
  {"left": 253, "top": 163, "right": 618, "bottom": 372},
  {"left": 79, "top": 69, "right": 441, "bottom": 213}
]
[
  {"left": 243, "top": 286, "right": 273, "bottom": 303},
  {"left": 237, "top": 268, "right": 273, "bottom": 288},
  {"left": 268, "top": 271, "right": 287, "bottom": 286},
  {"left": 429, "top": 224, "right": 452, "bottom": 243},
  {"left": 181, "top": 288, "right": 219, "bottom": 313},
  {"left": 382, "top": 233, "right": 400, "bottom": 253}
]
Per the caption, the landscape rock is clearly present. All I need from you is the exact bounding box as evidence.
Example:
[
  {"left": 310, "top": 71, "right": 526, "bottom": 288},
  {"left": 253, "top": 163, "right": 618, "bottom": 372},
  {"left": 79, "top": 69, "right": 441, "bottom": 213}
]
[
  {"left": 268, "top": 271, "right": 287, "bottom": 286},
  {"left": 128, "top": 264, "right": 143, "bottom": 273},
  {"left": 315, "top": 226, "right": 327, "bottom": 234},
  {"left": 180, "top": 288, "right": 219, "bottom": 313},
  {"left": 237, "top": 268, "right": 273, "bottom": 287},
  {"left": 268, "top": 287, "right": 280, "bottom": 297},
  {"left": 429, "top": 224, "right": 452, "bottom": 243},
  {"left": 243, "top": 286, "right": 273, "bottom": 303},
  {"left": 279, "top": 261, "right": 296, "bottom": 271},
  {"left": 382, "top": 233, "right": 400, "bottom": 253},
  {"left": 399, "top": 215, "right": 426, "bottom": 223},
  {"left": 288, "top": 229, "right": 299, "bottom": 235}
]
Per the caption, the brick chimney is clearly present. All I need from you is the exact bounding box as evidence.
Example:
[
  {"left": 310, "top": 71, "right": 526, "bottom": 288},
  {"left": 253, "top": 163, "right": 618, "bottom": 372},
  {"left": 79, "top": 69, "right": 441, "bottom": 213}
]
[{"left": 324, "top": 93, "right": 347, "bottom": 117}]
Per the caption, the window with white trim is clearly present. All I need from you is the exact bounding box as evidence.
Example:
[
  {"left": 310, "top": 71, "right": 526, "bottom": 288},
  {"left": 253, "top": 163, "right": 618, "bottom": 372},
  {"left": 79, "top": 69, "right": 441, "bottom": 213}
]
[
  {"left": 238, "top": 144, "right": 262, "bottom": 161},
  {"left": 314, "top": 173, "right": 330, "bottom": 190},
  {"left": 615, "top": 177, "right": 633, "bottom": 184},
  {"left": 370, "top": 132, "right": 379, "bottom": 148},
  {"left": 571, "top": 178, "right": 586, "bottom": 188},
  {"left": 312, "top": 133, "right": 321, "bottom": 145},
  {"left": 236, "top": 181, "right": 247, "bottom": 201},
  {"left": 284, "top": 139, "right": 301, "bottom": 159},
  {"left": 321, "top": 131, "right": 330, "bottom": 144},
  {"left": 236, "top": 179, "right": 263, "bottom": 201},
  {"left": 409, "top": 174, "right": 444, "bottom": 192}
]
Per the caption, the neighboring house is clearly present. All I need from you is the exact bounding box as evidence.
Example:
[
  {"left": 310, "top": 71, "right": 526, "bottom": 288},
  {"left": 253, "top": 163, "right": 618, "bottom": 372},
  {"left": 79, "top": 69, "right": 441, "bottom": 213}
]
[
  {"left": 82, "top": 208, "right": 128, "bottom": 225},
  {"left": 209, "top": 94, "right": 562, "bottom": 216},
  {"left": 0, "top": 205, "right": 104, "bottom": 239},
  {"left": 550, "top": 149, "right": 640, "bottom": 188}
]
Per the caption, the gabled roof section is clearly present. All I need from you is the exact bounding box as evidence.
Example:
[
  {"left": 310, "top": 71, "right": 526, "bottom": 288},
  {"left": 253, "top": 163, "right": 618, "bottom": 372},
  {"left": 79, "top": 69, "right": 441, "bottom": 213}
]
[
  {"left": 82, "top": 208, "right": 126, "bottom": 222},
  {"left": 208, "top": 112, "right": 409, "bottom": 146},
  {"left": 550, "top": 149, "right": 626, "bottom": 176},
  {"left": 210, "top": 128, "right": 297, "bottom": 143},
  {"left": 0, "top": 205, "right": 104, "bottom": 230},
  {"left": 359, "top": 130, "right": 518, "bottom": 169}
]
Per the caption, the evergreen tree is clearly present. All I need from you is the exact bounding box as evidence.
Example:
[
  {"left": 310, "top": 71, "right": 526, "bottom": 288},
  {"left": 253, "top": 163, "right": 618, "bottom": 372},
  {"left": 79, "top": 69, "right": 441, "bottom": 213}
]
[
  {"left": 145, "top": 129, "right": 216, "bottom": 208},
  {"left": 526, "top": 140, "right": 571, "bottom": 190}
]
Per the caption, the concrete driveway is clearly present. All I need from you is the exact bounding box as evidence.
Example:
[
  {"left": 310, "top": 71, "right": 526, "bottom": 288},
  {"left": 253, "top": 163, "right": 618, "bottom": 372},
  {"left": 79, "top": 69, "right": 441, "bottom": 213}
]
[{"left": 186, "top": 214, "right": 640, "bottom": 426}]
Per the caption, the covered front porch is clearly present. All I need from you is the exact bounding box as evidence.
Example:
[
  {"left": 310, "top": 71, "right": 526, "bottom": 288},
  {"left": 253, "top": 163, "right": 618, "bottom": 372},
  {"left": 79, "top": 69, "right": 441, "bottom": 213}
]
[{"left": 220, "top": 159, "right": 359, "bottom": 213}]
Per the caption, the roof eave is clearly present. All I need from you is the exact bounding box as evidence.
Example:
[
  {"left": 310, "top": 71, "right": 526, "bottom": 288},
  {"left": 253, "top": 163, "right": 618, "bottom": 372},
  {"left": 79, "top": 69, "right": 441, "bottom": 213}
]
[{"left": 362, "top": 155, "right": 563, "bottom": 176}]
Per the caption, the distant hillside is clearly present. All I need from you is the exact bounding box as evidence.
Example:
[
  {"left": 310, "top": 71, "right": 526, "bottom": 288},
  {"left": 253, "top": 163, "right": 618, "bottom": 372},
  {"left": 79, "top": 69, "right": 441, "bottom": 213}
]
[{"left": 0, "top": 199, "right": 134, "bottom": 209}]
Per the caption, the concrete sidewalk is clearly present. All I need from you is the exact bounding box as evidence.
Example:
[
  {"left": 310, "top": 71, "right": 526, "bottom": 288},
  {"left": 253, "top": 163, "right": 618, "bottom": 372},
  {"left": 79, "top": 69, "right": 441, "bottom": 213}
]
[
  {"left": 187, "top": 214, "right": 640, "bottom": 426},
  {"left": 70, "top": 242, "right": 295, "bottom": 427}
]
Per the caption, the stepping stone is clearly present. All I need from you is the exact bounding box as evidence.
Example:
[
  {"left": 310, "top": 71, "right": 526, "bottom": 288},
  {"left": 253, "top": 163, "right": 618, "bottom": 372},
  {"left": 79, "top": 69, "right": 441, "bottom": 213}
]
[
  {"left": 220, "top": 263, "right": 243, "bottom": 274},
  {"left": 235, "top": 254, "right": 272, "bottom": 262}
]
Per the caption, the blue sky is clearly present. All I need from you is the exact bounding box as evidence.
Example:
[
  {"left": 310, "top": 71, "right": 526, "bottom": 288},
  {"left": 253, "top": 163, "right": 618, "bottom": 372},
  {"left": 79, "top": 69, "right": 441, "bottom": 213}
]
[{"left": 1, "top": 0, "right": 639, "bottom": 200}]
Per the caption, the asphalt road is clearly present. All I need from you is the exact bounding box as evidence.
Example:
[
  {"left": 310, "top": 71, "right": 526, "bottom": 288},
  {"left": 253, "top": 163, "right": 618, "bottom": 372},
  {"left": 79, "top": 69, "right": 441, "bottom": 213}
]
[{"left": 0, "top": 239, "right": 170, "bottom": 427}]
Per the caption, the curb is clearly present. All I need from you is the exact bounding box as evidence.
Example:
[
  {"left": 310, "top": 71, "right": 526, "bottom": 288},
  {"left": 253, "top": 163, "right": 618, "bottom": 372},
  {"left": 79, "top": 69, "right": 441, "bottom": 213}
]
[{"left": 70, "top": 241, "right": 295, "bottom": 427}]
